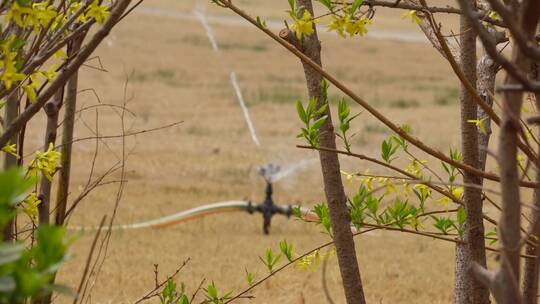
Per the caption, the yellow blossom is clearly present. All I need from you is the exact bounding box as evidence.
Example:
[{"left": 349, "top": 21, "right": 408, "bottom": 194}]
[
  {"left": 296, "top": 248, "right": 334, "bottom": 271},
  {"left": 22, "top": 193, "right": 41, "bottom": 219},
  {"left": 1, "top": 141, "right": 19, "bottom": 158},
  {"left": 405, "top": 159, "right": 426, "bottom": 178},
  {"left": 24, "top": 1, "right": 57, "bottom": 31},
  {"left": 378, "top": 177, "right": 397, "bottom": 195},
  {"left": 451, "top": 186, "right": 464, "bottom": 200},
  {"left": 434, "top": 196, "right": 450, "bottom": 211},
  {"left": 54, "top": 49, "right": 68, "bottom": 60},
  {"left": 40, "top": 64, "right": 58, "bottom": 81},
  {"left": 401, "top": 10, "right": 422, "bottom": 25},
  {"left": 340, "top": 170, "right": 354, "bottom": 184},
  {"left": 517, "top": 154, "right": 525, "bottom": 169},
  {"left": 1, "top": 60, "right": 26, "bottom": 90},
  {"left": 344, "top": 17, "right": 371, "bottom": 37},
  {"left": 413, "top": 184, "right": 432, "bottom": 201},
  {"left": 328, "top": 15, "right": 371, "bottom": 38},
  {"left": 488, "top": 11, "right": 501, "bottom": 21},
  {"left": 291, "top": 10, "right": 315, "bottom": 40},
  {"left": 467, "top": 118, "right": 488, "bottom": 135},
  {"left": 5, "top": 2, "right": 30, "bottom": 27},
  {"left": 23, "top": 73, "right": 41, "bottom": 103},
  {"left": 85, "top": 0, "right": 110, "bottom": 25},
  {"left": 28, "top": 143, "right": 61, "bottom": 181}
]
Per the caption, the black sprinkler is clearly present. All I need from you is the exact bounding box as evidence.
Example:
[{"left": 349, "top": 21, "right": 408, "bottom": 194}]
[{"left": 247, "top": 164, "right": 293, "bottom": 234}]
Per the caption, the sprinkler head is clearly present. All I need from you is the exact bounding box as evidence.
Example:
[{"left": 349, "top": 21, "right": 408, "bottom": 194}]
[
  {"left": 247, "top": 165, "right": 293, "bottom": 234},
  {"left": 258, "top": 163, "right": 281, "bottom": 183}
]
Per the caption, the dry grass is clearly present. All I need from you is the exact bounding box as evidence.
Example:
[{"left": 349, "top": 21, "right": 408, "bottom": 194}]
[{"left": 25, "top": 0, "right": 505, "bottom": 303}]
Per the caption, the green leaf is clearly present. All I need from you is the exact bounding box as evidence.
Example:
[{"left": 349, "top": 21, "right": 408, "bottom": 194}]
[
  {"left": 317, "top": 103, "right": 328, "bottom": 116},
  {"left": 350, "top": 0, "right": 363, "bottom": 15},
  {"left": 279, "top": 240, "right": 293, "bottom": 262},
  {"left": 312, "top": 116, "right": 327, "bottom": 130},
  {"left": 306, "top": 97, "right": 317, "bottom": 118},
  {"left": 288, "top": 0, "right": 295, "bottom": 11},
  {"left": 457, "top": 207, "right": 466, "bottom": 226},
  {"left": 313, "top": 203, "right": 332, "bottom": 236},
  {"left": 292, "top": 206, "right": 302, "bottom": 218},
  {"left": 296, "top": 100, "right": 308, "bottom": 124},
  {"left": 245, "top": 268, "right": 254, "bottom": 286},
  {"left": 16, "top": 0, "right": 31, "bottom": 6}
]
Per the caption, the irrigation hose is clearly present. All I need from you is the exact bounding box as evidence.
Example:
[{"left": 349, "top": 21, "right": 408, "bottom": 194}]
[{"left": 68, "top": 201, "right": 356, "bottom": 233}]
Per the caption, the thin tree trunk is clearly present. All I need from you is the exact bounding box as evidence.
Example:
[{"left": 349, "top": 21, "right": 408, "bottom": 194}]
[
  {"left": 492, "top": 4, "right": 540, "bottom": 302},
  {"left": 496, "top": 69, "right": 525, "bottom": 304},
  {"left": 55, "top": 35, "right": 85, "bottom": 226},
  {"left": 454, "top": 7, "right": 490, "bottom": 304},
  {"left": 37, "top": 89, "right": 64, "bottom": 226},
  {"left": 2, "top": 91, "right": 19, "bottom": 241},
  {"left": 32, "top": 89, "right": 63, "bottom": 304},
  {"left": 522, "top": 61, "right": 540, "bottom": 304},
  {"left": 282, "top": 1, "right": 367, "bottom": 303},
  {"left": 477, "top": 55, "right": 497, "bottom": 173}
]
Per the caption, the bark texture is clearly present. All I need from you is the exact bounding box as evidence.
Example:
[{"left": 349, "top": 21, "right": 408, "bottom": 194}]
[
  {"left": 288, "top": 1, "right": 367, "bottom": 303},
  {"left": 55, "top": 35, "right": 84, "bottom": 226},
  {"left": 476, "top": 55, "right": 497, "bottom": 172},
  {"left": 454, "top": 7, "right": 490, "bottom": 304},
  {"left": 494, "top": 3, "right": 540, "bottom": 303},
  {"left": 522, "top": 61, "right": 540, "bottom": 304},
  {"left": 489, "top": 3, "right": 539, "bottom": 301},
  {"left": 37, "top": 90, "right": 63, "bottom": 226}
]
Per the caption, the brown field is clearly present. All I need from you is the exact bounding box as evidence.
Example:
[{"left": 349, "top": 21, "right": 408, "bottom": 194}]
[{"left": 20, "top": 0, "right": 507, "bottom": 303}]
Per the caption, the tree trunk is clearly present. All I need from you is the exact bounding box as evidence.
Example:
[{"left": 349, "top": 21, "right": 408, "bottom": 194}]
[
  {"left": 522, "top": 61, "right": 540, "bottom": 304},
  {"left": 476, "top": 55, "right": 497, "bottom": 172},
  {"left": 2, "top": 91, "right": 19, "bottom": 241},
  {"left": 286, "top": 1, "right": 367, "bottom": 303},
  {"left": 454, "top": 7, "right": 490, "bottom": 304},
  {"left": 494, "top": 3, "right": 539, "bottom": 303},
  {"left": 55, "top": 35, "right": 85, "bottom": 226},
  {"left": 37, "top": 89, "right": 64, "bottom": 226}
]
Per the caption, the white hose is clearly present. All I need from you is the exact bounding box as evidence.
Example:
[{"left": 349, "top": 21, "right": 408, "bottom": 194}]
[
  {"left": 69, "top": 202, "right": 366, "bottom": 234},
  {"left": 70, "top": 200, "right": 251, "bottom": 231}
]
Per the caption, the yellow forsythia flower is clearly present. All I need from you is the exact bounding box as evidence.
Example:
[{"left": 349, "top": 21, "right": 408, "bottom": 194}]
[
  {"left": 434, "top": 196, "right": 450, "bottom": 211},
  {"left": 291, "top": 10, "right": 315, "bottom": 40},
  {"left": 24, "top": 1, "right": 57, "bottom": 31},
  {"left": 23, "top": 193, "right": 41, "bottom": 219},
  {"left": 40, "top": 64, "right": 58, "bottom": 81},
  {"left": 451, "top": 186, "right": 464, "bottom": 200},
  {"left": 23, "top": 73, "right": 41, "bottom": 103},
  {"left": 28, "top": 143, "right": 61, "bottom": 181},
  {"left": 340, "top": 170, "right": 354, "bottom": 184},
  {"left": 401, "top": 10, "right": 422, "bottom": 25},
  {"left": 5, "top": 2, "right": 30, "bottom": 27},
  {"left": 296, "top": 248, "right": 334, "bottom": 271},
  {"left": 488, "top": 11, "right": 501, "bottom": 21},
  {"left": 467, "top": 118, "right": 488, "bottom": 135},
  {"left": 54, "top": 49, "right": 68, "bottom": 60},
  {"left": 328, "top": 16, "right": 371, "bottom": 38},
  {"left": 85, "top": 0, "right": 110, "bottom": 25},
  {"left": 1, "top": 55, "right": 26, "bottom": 90},
  {"left": 1, "top": 141, "right": 19, "bottom": 158},
  {"left": 405, "top": 159, "right": 426, "bottom": 178},
  {"left": 413, "top": 184, "right": 432, "bottom": 200}
]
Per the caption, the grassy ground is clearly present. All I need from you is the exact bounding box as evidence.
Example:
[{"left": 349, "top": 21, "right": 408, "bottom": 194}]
[{"left": 22, "top": 0, "right": 506, "bottom": 303}]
